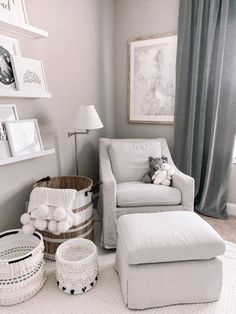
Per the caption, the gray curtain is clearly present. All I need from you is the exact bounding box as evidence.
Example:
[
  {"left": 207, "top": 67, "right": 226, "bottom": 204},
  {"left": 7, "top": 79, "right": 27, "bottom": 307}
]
[{"left": 174, "top": 0, "right": 236, "bottom": 219}]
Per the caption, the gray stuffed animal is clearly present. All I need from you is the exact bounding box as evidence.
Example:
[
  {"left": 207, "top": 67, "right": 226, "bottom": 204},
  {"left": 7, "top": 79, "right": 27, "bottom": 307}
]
[{"left": 142, "top": 156, "right": 168, "bottom": 183}]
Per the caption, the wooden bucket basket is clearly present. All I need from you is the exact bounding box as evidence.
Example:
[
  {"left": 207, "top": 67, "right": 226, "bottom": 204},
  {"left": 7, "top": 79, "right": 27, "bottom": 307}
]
[{"left": 33, "top": 176, "right": 93, "bottom": 260}]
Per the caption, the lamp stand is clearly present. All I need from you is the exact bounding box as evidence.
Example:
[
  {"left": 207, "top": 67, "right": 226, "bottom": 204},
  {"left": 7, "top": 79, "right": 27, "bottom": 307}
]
[{"left": 68, "top": 130, "right": 89, "bottom": 175}]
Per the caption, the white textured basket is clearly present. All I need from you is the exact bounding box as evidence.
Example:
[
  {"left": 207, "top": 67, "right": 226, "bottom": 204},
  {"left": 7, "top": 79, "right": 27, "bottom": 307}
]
[
  {"left": 55, "top": 238, "right": 98, "bottom": 295},
  {"left": 0, "top": 229, "right": 45, "bottom": 306}
]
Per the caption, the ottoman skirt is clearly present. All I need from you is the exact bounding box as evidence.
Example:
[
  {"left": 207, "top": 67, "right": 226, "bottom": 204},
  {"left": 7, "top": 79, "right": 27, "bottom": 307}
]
[{"left": 115, "top": 240, "right": 223, "bottom": 309}]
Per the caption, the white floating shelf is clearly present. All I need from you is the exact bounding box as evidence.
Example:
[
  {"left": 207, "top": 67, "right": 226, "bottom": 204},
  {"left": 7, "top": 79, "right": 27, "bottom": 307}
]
[
  {"left": 0, "top": 90, "right": 51, "bottom": 98},
  {"left": 0, "top": 20, "right": 48, "bottom": 39},
  {"left": 0, "top": 148, "right": 55, "bottom": 166}
]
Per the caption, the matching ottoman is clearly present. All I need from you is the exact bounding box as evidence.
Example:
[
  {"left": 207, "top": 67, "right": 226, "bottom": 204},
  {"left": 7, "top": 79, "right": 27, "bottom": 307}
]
[{"left": 115, "top": 211, "right": 225, "bottom": 310}]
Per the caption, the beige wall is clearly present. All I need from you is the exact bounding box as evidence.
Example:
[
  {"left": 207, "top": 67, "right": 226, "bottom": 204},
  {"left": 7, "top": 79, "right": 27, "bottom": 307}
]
[
  {"left": 114, "top": 0, "right": 180, "bottom": 151},
  {"left": 0, "top": 0, "right": 115, "bottom": 231}
]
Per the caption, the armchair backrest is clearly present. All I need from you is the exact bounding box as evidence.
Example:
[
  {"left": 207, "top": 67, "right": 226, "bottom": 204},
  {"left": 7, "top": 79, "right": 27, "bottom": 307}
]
[{"left": 99, "top": 138, "right": 174, "bottom": 183}]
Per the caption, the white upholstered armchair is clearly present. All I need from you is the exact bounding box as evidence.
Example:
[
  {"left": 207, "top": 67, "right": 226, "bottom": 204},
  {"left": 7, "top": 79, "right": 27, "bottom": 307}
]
[{"left": 99, "top": 138, "right": 194, "bottom": 248}]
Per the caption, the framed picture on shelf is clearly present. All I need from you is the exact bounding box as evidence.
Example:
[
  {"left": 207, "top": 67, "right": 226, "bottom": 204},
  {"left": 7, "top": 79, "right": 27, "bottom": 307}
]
[
  {"left": 0, "top": 138, "right": 10, "bottom": 159},
  {"left": 0, "top": 104, "right": 18, "bottom": 159},
  {"left": 5, "top": 119, "right": 43, "bottom": 157},
  {"left": 11, "top": 56, "right": 48, "bottom": 94},
  {"left": 0, "top": 0, "right": 28, "bottom": 25},
  {"left": 0, "top": 104, "right": 18, "bottom": 123},
  {"left": 128, "top": 33, "right": 177, "bottom": 124},
  {"left": 0, "top": 35, "right": 21, "bottom": 91}
]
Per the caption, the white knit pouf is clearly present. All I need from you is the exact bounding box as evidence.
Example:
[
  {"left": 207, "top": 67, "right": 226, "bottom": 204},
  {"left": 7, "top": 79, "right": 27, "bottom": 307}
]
[
  {"left": 55, "top": 238, "right": 98, "bottom": 295},
  {"left": 0, "top": 229, "right": 45, "bottom": 306}
]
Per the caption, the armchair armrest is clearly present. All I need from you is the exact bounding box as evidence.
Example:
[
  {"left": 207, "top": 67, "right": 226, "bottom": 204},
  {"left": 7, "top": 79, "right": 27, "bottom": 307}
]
[
  {"left": 159, "top": 138, "right": 194, "bottom": 211},
  {"left": 99, "top": 140, "right": 117, "bottom": 248},
  {"left": 172, "top": 167, "right": 195, "bottom": 211},
  {"left": 100, "top": 162, "right": 116, "bottom": 211}
]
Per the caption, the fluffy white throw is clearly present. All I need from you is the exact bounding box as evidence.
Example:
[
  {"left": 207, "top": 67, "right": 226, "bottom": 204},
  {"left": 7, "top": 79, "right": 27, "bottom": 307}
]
[
  {"left": 28, "top": 187, "right": 77, "bottom": 213},
  {"left": 21, "top": 187, "right": 80, "bottom": 235}
]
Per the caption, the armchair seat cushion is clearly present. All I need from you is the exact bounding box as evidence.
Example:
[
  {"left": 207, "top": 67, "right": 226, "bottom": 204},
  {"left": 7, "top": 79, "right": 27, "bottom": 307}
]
[{"left": 117, "top": 182, "right": 181, "bottom": 207}]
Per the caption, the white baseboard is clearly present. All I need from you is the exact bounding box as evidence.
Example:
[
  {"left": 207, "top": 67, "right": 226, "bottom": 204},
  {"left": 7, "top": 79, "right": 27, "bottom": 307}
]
[{"left": 227, "top": 203, "right": 236, "bottom": 216}]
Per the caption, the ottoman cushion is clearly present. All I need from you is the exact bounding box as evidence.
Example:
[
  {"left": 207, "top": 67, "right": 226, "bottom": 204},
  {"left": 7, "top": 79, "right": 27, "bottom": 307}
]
[{"left": 117, "top": 211, "right": 225, "bottom": 265}]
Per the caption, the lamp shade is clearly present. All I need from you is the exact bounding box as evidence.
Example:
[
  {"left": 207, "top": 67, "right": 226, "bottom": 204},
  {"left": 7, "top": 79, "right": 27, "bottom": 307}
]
[{"left": 74, "top": 104, "right": 104, "bottom": 130}]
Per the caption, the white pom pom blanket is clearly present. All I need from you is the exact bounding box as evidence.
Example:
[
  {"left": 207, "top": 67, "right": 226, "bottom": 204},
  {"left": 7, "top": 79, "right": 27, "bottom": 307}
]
[{"left": 28, "top": 187, "right": 77, "bottom": 213}]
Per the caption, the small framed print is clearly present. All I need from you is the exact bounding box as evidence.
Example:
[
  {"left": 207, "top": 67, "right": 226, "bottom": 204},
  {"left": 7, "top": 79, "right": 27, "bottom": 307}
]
[
  {"left": 0, "top": 104, "right": 18, "bottom": 123},
  {"left": 0, "top": 103, "right": 18, "bottom": 140},
  {"left": 0, "top": 104, "right": 18, "bottom": 158},
  {"left": 0, "top": 35, "right": 21, "bottom": 91},
  {"left": 0, "top": 0, "right": 28, "bottom": 25},
  {"left": 5, "top": 119, "right": 43, "bottom": 157},
  {"left": 0, "top": 140, "right": 11, "bottom": 159},
  {"left": 11, "top": 56, "right": 48, "bottom": 93}
]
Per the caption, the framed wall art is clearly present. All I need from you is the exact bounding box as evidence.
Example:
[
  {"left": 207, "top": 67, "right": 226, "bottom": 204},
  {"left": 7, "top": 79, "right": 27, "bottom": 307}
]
[
  {"left": 0, "top": 104, "right": 18, "bottom": 124},
  {"left": 5, "top": 119, "right": 43, "bottom": 157},
  {"left": 0, "top": 34, "right": 21, "bottom": 91},
  {"left": 0, "top": 104, "right": 18, "bottom": 140},
  {"left": 128, "top": 33, "right": 177, "bottom": 124},
  {"left": 11, "top": 56, "right": 48, "bottom": 93},
  {"left": 0, "top": 0, "right": 28, "bottom": 25},
  {"left": 0, "top": 104, "right": 18, "bottom": 158}
]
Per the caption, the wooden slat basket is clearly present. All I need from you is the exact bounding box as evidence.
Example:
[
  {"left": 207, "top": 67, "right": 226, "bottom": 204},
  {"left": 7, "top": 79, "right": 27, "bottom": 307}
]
[{"left": 33, "top": 176, "right": 93, "bottom": 260}]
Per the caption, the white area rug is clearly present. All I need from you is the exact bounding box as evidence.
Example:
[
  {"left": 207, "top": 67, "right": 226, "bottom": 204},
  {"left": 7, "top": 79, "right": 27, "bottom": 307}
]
[{"left": 1, "top": 241, "right": 236, "bottom": 314}]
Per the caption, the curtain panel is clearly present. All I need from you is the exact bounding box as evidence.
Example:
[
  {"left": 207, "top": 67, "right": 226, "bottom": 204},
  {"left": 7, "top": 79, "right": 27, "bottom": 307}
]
[{"left": 174, "top": 0, "right": 236, "bottom": 218}]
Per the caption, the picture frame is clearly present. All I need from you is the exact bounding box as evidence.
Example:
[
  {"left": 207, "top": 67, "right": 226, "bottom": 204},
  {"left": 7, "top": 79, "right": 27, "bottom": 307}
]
[
  {"left": 128, "top": 33, "right": 177, "bottom": 124},
  {"left": 5, "top": 119, "right": 43, "bottom": 157},
  {"left": 0, "top": 104, "right": 18, "bottom": 123},
  {"left": 0, "top": 104, "right": 18, "bottom": 159},
  {"left": 11, "top": 56, "right": 49, "bottom": 93},
  {"left": 0, "top": 103, "right": 18, "bottom": 140},
  {"left": 0, "top": 0, "right": 28, "bottom": 25},
  {"left": 0, "top": 34, "right": 21, "bottom": 91}
]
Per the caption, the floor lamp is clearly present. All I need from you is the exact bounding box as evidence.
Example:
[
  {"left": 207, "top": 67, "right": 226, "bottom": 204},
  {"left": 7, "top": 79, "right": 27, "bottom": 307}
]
[{"left": 68, "top": 104, "right": 103, "bottom": 175}]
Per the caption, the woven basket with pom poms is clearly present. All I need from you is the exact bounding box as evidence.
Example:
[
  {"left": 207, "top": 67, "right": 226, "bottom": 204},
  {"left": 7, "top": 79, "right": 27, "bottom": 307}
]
[{"left": 33, "top": 176, "right": 94, "bottom": 260}]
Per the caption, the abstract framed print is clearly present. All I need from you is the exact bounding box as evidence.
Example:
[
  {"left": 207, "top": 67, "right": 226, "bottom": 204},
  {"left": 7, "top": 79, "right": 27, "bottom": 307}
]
[{"left": 128, "top": 33, "right": 177, "bottom": 124}]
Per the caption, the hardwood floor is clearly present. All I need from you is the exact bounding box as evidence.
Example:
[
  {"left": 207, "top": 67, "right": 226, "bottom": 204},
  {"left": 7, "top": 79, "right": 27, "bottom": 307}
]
[{"left": 200, "top": 214, "right": 236, "bottom": 243}]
